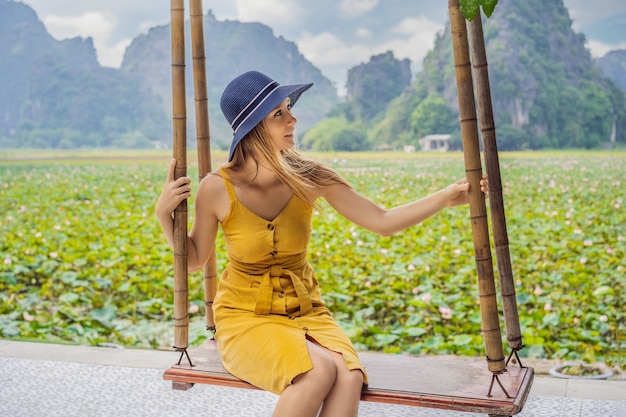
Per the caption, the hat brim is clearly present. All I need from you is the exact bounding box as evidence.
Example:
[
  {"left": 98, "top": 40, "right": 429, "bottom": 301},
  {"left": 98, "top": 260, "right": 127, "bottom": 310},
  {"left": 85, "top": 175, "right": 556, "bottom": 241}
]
[{"left": 228, "top": 82, "right": 313, "bottom": 162}]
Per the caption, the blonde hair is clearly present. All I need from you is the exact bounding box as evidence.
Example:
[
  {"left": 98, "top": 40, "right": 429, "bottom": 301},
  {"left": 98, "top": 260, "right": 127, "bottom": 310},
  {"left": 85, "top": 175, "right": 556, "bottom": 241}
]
[{"left": 224, "top": 121, "right": 351, "bottom": 207}]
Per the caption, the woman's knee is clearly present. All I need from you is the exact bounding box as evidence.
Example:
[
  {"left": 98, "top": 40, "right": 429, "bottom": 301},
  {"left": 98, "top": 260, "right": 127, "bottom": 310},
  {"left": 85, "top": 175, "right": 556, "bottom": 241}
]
[
  {"left": 334, "top": 364, "right": 363, "bottom": 391},
  {"left": 304, "top": 342, "right": 338, "bottom": 387},
  {"left": 325, "top": 350, "right": 363, "bottom": 388},
  {"left": 346, "top": 369, "right": 364, "bottom": 390}
]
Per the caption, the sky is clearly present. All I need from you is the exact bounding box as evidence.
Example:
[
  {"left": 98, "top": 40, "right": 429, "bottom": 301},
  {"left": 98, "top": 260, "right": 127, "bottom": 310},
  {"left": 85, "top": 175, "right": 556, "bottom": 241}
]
[{"left": 17, "top": 0, "right": 626, "bottom": 95}]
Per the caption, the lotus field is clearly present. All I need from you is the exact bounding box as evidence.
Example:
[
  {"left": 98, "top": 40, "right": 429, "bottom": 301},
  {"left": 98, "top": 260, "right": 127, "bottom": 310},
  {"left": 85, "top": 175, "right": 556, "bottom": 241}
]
[{"left": 0, "top": 151, "right": 624, "bottom": 367}]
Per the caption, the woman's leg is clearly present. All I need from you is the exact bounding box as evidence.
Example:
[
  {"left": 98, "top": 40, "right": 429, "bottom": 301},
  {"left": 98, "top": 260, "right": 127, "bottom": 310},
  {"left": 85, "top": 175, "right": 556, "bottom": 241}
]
[
  {"left": 318, "top": 347, "right": 363, "bottom": 417},
  {"left": 272, "top": 340, "right": 364, "bottom": 417},
  {"left": 272, "top": 340, "right": 337, "bottom": 417}
]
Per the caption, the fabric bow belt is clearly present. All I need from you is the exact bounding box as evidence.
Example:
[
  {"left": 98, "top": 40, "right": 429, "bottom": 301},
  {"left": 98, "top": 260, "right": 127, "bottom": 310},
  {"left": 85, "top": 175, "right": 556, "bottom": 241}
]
[{"left": 254, "top": 264, "right": 313, "bottom": 316}]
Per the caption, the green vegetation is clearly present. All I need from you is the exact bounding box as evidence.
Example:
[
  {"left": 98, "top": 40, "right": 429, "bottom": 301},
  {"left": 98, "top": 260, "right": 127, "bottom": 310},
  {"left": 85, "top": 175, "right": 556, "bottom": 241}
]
[
  {"left": 344, "top": 51, "right": 412, "bottom": 123},
  {"left": 1, "top": 151, "right": 623, "bottom": 368},
  {"left": 303, "top": 117, "right": 370, "bottom": 151},
  {"left": 557, "top": 363, "right": 609, "bottom": 377},
  {"left": 304, "top": 51, "right": 411, "bottom": 152},
  {"left": 346, "top": 0, "right": 626, "bottom": 151},
  {"left": 460, "top": 0, "right": 499, "bottom": 20}
]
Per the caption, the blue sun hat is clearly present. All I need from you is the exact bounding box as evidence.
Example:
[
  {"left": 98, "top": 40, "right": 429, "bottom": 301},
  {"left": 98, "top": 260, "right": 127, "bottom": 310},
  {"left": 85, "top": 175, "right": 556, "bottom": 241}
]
[{"left": 220, "top": 71, "right": 313, "bottom": 162}]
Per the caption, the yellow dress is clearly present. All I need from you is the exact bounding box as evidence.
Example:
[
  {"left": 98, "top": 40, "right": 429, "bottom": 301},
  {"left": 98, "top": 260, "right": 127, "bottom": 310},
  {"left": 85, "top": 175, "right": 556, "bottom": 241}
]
[{"left": 213, "top": 167, "right": 367, "bottom": 395}]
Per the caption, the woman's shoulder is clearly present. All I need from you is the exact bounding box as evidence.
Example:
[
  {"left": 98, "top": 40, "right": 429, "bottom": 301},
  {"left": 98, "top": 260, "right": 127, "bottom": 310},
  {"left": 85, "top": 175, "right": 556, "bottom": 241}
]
[
  {"left": 196, "top": 168, "right": 231, "bottom": 222},
  {"left": 198, "top": 168, "right": 228, "bottom": 195}
]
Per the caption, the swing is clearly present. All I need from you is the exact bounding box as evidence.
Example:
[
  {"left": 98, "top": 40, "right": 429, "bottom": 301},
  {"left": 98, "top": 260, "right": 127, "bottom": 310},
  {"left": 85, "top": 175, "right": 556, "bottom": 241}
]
[{"left": 163, "top": 1, "right": 534, "bottom": 416}]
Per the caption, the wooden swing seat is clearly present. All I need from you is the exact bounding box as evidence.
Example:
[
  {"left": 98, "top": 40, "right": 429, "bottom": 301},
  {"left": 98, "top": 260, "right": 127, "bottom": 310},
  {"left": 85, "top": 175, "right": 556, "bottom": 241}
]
[{"left": 163, "top": 340, "right": 534, "bottom": 416}]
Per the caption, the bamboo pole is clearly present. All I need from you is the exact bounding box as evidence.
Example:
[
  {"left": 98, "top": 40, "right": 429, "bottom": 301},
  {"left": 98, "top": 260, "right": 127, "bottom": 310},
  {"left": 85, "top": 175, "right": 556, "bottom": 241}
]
[
  {"left": 468, "top": 14, "right": 523, "bottom": 353},
  {"left": 188, "top": 0, "right": 218, "bottom": 332},
  {"left": 170, "top": 0, "right": 189, "bottom": 352},
  {"left": 448, "top": 0, "right": 505, "bottom": 375}
]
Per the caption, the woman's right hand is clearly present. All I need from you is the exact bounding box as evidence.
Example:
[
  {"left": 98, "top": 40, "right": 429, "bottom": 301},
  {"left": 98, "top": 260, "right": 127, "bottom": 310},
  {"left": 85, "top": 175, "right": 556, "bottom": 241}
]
[{"left": 155, "top": 158, "right": 192, "bottom": 218}]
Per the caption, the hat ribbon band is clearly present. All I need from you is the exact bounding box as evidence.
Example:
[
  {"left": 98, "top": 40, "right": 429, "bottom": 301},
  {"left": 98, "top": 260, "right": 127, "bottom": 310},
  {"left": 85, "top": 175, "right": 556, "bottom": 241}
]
[{"left": 231, "top": 80, "right": 280, "bottom": 133}]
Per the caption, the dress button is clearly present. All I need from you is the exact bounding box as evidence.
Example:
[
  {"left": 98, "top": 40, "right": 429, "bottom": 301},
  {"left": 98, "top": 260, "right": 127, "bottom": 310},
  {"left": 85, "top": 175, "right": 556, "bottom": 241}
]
[
  {"left": 278, "top": 291, "right": 285, "bottom": 298},
  {"left": 267, "top": 223, "right": 275, "bottom": 231}
]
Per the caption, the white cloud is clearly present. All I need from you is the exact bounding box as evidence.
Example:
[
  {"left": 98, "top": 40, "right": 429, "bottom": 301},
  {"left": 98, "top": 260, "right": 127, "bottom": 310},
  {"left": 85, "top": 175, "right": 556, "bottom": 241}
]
[
  {"left": 99, "top": 39, "right": 132, "bottom": 68},
  {"left": 339, "top": 0, "right": 379, "bottom": 18},
  {"left": 234, "top": 0, "right": 304, "bottom": 26},
  {"left": 298, "top": 32, "right": 370, "bottom": 68},
  {"left": 298, "top": 17, "right": 442, "bottom": 71},
  {"left": 297, "top": 31, "right": 378, "bottom": 94},
  {"left": 587, "top": 39, "right": 626, "bottom": 58},
  {"left": 385, "top": 17, "right": 443, "bottom": 68},
  {"left": 297, "top": 17, "right": 443, "bottom": 95},
  {"left": 564, "top": 0, "right": 626, "bottom": 29},
  {"left": 43, "top": 11, "right": 117, "bottom": 42},
  {"left": 392, "top": 16, "right": 439, "bottom": 37},
  {"left": 356, "top": 28, "right": 371, "bottom": 38},
  {"left": 138, "top": 20, "right": 161, "bottom": 34},
  {"left": 42, "top": 11, "right": 129, "bottom": 67}
]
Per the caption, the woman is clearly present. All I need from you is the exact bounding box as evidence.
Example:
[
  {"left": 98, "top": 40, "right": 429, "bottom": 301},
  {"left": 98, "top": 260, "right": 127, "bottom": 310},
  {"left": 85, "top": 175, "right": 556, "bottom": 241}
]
[{"left": 156, "top": 70, "right": 487, "bottom": 417}]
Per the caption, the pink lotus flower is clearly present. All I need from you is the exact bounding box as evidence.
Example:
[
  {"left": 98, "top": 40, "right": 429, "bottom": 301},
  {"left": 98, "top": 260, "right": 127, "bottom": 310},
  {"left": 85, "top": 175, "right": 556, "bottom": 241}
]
[{"left": 439, "top": 307, "right": 452, "bottom": 320}]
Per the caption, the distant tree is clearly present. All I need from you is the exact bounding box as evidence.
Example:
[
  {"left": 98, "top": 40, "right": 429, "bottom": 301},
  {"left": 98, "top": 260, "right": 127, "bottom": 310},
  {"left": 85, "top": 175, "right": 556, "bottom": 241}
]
[
  {"left": 303, "top": 116, "right": 369, "bottom": 151},
  {"left": 368, "top": 82, "right": 428, "bottom": 148},
  {"left": 84, "top": 132, "right": 106, "bottom": 148},
  {"left": 496, "top": 125, "right": 528, "bottom": 150},
  {"left": 409, "top": 94, "right": 457, "bottom": 142},
  {"left": 344, "top": 51, "right": 411, "bottom": 123},
  {"left": 576, "top": 80, "right": 614, "bottom": 148},
  {"left": 114, "top": 130, "right": 152, "bottom": 149}
]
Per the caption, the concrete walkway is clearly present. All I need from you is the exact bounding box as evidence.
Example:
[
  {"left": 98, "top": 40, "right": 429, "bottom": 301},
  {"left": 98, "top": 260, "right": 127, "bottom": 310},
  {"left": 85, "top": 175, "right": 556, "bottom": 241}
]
[{"left": 1, "top": 340, "right": 624, "bottom": 416}]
